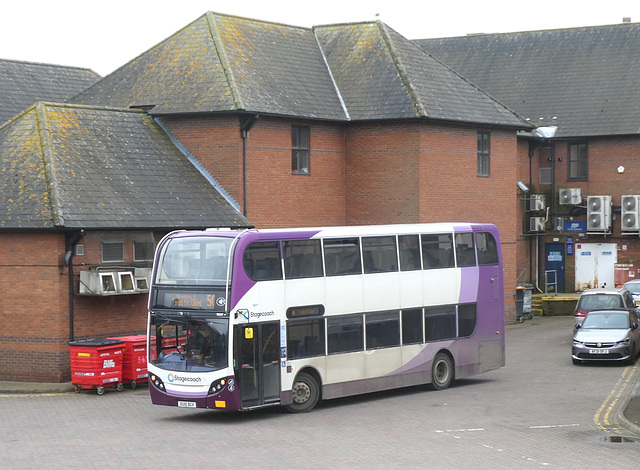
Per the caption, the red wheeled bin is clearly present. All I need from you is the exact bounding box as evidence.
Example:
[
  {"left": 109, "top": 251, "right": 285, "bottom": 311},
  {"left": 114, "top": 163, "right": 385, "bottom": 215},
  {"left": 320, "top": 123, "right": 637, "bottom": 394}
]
[
  {"left": 69, "top": 339, "right": 124, "bottom": 395},
  {"left": 107, "top": 335, "right": 148, "bottom": 389}
]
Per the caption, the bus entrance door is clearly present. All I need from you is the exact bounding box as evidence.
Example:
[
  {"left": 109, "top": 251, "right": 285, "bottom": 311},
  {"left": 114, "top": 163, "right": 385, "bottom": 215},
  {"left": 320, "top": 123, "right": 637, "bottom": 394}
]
[{"left": 235, "top": 322, "right": 281, "bottom": 408}]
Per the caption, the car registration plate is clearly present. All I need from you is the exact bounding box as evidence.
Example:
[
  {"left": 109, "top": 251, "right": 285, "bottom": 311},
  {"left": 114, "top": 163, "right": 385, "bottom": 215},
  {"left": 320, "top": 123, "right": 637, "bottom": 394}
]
[
  {"left": 178, "top": 401, "right": 196, "bottom": 408},
  {"left": 589, "top": 349, "right": 609, "bottom": 355}
]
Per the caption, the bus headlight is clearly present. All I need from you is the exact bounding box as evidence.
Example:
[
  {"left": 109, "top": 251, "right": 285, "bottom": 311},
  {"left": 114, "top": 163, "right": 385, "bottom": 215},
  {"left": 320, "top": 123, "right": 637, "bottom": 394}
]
[
  {"left": 150, "top": 374, "right": 165, "bottom": 391},
  {"left": 208, "top": 378, "right": 226, "bottom": 395}
]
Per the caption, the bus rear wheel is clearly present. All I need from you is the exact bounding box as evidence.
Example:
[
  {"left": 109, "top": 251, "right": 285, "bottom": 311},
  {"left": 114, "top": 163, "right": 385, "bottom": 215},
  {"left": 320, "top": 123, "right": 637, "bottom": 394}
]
[
  {"left": 431, "top": 352, "right": 454, "bottom": 390},
  {"left": 285, "top": 372, "right": 319, "bottom": 413}
]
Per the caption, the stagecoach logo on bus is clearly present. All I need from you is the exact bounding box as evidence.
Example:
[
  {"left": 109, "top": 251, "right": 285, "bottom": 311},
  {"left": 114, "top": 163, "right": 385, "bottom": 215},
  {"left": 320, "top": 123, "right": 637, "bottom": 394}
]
[
  {"left": 235, "top": 309, "right": 275, "bottom": 320},
  {"left": 167, "top": 373, "right": 204, "bottom": 384}
]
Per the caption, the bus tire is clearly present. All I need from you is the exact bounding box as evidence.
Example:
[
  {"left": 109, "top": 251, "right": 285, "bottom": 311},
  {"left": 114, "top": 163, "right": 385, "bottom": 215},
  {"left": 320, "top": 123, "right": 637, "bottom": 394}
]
[
  {"left": 285, "top": 372, "right": 319, "bottom": 413},
  {"left": 431, "top": 352, "right": 454, "bottom": 390}
]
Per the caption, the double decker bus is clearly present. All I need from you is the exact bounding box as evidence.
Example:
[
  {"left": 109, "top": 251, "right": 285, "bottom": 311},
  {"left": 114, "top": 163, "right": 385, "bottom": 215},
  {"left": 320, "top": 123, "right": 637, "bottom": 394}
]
[{"left": 147, "top": 223, "right": 505, "bottom": 412}]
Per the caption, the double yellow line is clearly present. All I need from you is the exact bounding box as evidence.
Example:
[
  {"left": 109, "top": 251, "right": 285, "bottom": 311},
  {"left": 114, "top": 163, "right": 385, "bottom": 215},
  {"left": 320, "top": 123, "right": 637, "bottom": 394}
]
[{"left": 594, "top": 361, "right": 640, "bottom": 434}]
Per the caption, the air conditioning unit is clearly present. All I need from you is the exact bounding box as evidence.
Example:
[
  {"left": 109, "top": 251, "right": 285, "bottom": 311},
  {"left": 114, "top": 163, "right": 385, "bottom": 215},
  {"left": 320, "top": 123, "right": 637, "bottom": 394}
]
[
  {"left": 79, "top": 269, "right": 149, "bottom": 295},
  {"left": 529, "top": 194, "right": 546, "bottom": 211},
  {"left": 134, "top": 268, "right": 152, "bottom": 292},
  {"left": 621, "top": 195, "right": 640, "bottom": 231},
  {"left": 79, "top": 271, "right": 117, "bottom": 295},
  {"left": 529, "top": 217, "right": 545, "bottom": 232},
  {"left": 559, "top": 188, "right": 582, "bottom": 205},
  {"left": 587, "top": 195, "right": 612, "bottom": 232}
]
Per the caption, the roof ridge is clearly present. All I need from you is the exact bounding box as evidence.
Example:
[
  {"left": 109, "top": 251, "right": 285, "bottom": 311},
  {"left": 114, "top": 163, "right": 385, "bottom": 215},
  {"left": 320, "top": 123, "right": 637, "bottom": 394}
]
[
  {"left": 378, "top": 21, "right": 428, "bottom": 118},
  {"left": 34, "top": 103, "right": 64, "bottom": 227},
  {"left": 412, "top": 37, "right": 529, "bottom": 127},
  {"left": 416, "top": 20, "right": 640, "bottom": 42},
  {"left": 208, "top": 11, "right": 312, "bottom": 32},
  {"left": 0, "top": 57, "right": 98, "bottom": 74},
  {"left": 205, "top": 12, "right": 244, "bottom": 110}
]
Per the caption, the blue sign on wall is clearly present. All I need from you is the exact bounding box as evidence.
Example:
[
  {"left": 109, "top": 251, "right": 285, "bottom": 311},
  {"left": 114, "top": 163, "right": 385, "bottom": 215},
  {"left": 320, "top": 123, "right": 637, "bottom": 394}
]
[
  {"left": 566, "top": 236, "right": 573, "bottom": 256},
  {"left": 563, "top": 221, "right": 586, "bottom": 232}
]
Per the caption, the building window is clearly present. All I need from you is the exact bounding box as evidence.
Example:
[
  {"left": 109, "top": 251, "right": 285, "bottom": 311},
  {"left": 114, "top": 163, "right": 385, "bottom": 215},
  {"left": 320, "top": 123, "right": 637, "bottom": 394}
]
[
  {"left": 568, "top": 142, "right": 588, "bottom": 180},
  {"left": 477, "top": 131, "right": 490, "bottom": 177},
  {"left": 292, "top": 126, "right": 310, "bottom": 174},
  {"left": 133, "top": 232, "right": 155, "bottom": 261},
  {"left": 101, "top": 239, "right": 124, "bottom": 263},
  {"left": 133, "top": 240, "right": 154, "bottom": 261}
]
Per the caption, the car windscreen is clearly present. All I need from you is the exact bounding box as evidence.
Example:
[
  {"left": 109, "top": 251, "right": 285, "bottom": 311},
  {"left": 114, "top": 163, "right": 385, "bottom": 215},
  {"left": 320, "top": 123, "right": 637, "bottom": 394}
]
[
  {"left": 578, "top": 294, "right": 624, "bottom": 311},
  {"left": 625, "top": 283, "right": 640, "bottom": 295},
  {"left": 582, "top": 312, "right": 629, "bottom": 329}
]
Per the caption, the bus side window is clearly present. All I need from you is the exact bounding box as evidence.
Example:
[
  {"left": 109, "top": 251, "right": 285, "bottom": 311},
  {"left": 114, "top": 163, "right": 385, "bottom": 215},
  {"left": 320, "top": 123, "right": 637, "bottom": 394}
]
[
  {"left": 283, "top": 240, "right": 323, "bottom": 279},
  {"left": 244, "top": 242, "right": 282, "bottom": 281},
  {"left": 458, "top": 303, "right": 477, "bottom": 337},
  {"left": 421, "top": 234, "right": 454, "bottom": 269},
  {"left": 425, "top": 306, "right": 456, "bottom": 341},
  {"left": 287, "top": 319, "right": 325, "bottom": 358},
  {"left": 327, "top": 314, "right": 364, "bottom": 353},
  {"left": 455, "top": 233, "right": 476, "bottom": 267},
  {"left": 365, "top": 311, "right": 400, "bottom": 349},
  {"left": 324, "top": 238, "right": 361, "bottom": 276},
  {"left": 476, "top": 232, "right": 499, "bottom": 266},
  {"left": 362, "top": 236, "right": 397, "bottom": 274},
  {"left": 398, "top": 235, "right": 421, "bottom": 271}
]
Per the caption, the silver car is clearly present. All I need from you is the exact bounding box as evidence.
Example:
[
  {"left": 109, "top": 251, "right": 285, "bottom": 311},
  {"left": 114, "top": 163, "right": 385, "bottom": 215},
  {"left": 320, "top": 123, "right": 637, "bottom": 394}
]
[
  {"left": 623, "top": 279, "right": 640, "bottom": 307},
  {"left": 572, "top": 308, "right": 640, "bottom": 365},
  {"left": 573, "top": 288, "right": 637, "bottom": 326}
]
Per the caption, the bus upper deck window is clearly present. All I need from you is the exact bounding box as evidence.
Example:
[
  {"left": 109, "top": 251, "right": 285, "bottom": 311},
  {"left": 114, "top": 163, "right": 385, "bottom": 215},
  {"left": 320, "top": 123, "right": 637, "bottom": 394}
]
[
  {"left": 455, "top": 233, "right": 476, "bottom": 267},
  {"left": 476, "top": 232, "right": 499, "bottom": 266},
  {"left": 244, "top": 242, "right": 283, "bottom": 281}
]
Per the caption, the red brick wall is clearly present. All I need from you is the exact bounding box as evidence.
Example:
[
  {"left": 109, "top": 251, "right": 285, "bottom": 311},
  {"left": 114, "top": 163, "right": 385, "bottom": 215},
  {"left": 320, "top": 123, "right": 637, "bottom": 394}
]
[
  {"left": 521, "top": 135, "right": 640, "bottom": 292},
  {"left": 0, "top": 231, "right": 158, "bottom": 382},
  {"left": 346, "top": 122, "right": 519, "bottom": 322},
  {"left": 345, "top": 122, "right": 421, "bottom": 224},
  {"left": 0, "top": 232, "right": 69, "bottom": 381},
  {"left": 162, "top": 116, "right": 348, "bottom": 228}
]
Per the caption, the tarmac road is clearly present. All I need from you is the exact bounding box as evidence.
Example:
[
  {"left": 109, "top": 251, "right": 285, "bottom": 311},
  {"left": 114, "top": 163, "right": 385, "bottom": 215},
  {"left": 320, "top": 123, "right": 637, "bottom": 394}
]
[{"left": 2, "top": 316, "right": 640, "bottom": 469}]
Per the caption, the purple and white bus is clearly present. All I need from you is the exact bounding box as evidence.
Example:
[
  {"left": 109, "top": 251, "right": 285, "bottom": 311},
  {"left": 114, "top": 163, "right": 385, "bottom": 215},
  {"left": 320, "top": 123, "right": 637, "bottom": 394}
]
[{"left": 147, "top": 223, "right": 505, "bottom": 412}]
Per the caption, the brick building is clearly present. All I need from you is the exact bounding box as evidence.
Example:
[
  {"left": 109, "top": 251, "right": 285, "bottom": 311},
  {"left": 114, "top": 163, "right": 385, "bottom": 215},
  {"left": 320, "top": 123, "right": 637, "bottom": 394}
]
[
  {"left": 417, "top": 21, "right": 640, "bottom": 293},
  {"left": 11, "top": 12, "right": 638, "bottom": 381},
  {"left": 73, "top": 12, "right": 529, "bottom": 324},
  {"left": 0, "top": 102, "right": 250, "bottom": 381}
]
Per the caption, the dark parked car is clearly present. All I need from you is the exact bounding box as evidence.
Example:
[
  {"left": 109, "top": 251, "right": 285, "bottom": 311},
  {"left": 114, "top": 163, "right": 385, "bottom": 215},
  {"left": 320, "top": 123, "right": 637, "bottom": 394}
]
[
  {"left": 572, "top": 308, "right": 640, "bottom": 365},
  {"left": 573, "top": 288, "right": 637, "bottom": 326}
]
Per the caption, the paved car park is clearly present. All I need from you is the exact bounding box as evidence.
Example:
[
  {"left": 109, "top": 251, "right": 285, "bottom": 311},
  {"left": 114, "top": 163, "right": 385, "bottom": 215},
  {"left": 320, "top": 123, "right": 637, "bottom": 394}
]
[{"left": 2, "top": 316, "right": 640, "bottom": 469}]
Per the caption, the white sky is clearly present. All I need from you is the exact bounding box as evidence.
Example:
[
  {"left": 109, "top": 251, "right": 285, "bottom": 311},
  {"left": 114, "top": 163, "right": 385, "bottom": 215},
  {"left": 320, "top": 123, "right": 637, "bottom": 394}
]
[{"left": 2, "top": 0, "right": 640, "bottom": 76}]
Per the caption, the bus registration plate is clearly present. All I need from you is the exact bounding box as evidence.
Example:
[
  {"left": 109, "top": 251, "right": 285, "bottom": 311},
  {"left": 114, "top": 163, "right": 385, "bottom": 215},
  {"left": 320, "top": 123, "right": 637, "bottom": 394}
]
[
  {"left": 589, "top": 349, "right": 609, "bottom": 355},
  {"left": 178, "top": 401, "right": 196, "bottom": 408}
]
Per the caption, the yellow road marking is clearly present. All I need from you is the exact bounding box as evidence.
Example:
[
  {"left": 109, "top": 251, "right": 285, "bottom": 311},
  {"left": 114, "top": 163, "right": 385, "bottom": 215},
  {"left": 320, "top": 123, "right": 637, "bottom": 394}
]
[{"left": 594, "top": 361, "right": 640, "bottom": 434}]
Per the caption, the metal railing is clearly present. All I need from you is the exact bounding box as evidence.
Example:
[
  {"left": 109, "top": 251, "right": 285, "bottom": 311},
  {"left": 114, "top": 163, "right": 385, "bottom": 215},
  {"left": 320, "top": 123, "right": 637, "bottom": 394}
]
[{"left": 544, "top": 270, "right": 557, "bottom": 295}]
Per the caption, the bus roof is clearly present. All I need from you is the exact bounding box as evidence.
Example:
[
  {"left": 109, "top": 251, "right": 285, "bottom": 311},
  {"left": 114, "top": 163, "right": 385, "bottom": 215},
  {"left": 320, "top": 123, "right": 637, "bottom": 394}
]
[{"left": 175, "top": 223, "right": 500, "bottom": 240}]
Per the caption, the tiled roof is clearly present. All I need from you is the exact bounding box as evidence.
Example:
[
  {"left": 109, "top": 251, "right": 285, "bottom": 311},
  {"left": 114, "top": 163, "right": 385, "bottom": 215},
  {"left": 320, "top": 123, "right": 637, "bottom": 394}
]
[
  {"left": 414, "top": 23, "right": 640, "bottom": 138},
  {"left": 315, "top": 21, "right": 527, "bottom": 126},
  {"left": 0, "top": 59, "right": 100, "bottom": 124},
  {"left": 0, "top": 102, "right": 251, "bottom": 230},
  {"left": 73, "top": 12, "right": 530, "bottom": 129}
]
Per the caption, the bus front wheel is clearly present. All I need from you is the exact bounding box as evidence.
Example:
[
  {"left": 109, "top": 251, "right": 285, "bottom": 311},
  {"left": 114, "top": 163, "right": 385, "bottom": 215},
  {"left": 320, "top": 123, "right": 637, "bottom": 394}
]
[
  {"left": 285, "top": 372, "right": 319, "bottom": 413},
  {"left": 431, "top": 352, "right": 454, "bottom": 390}
]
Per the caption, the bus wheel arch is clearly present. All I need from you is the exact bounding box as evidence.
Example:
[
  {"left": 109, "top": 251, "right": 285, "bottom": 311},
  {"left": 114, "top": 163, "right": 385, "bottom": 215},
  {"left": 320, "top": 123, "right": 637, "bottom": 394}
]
[
  {"left": 431, "top": 350, "right": 455, "bottom": 390},
  {"left": 285, "top": 368, "right": 322, "bottom": 413}
]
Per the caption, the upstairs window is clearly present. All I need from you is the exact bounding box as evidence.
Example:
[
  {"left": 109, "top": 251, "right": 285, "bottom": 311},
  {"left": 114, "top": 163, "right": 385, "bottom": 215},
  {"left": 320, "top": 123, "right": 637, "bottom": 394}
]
[
  {"left": 102, "top": 239, "right": 124, "bottom": 263},
  {"left": 568, "top": 142, "right": 588, "bottom": 180},
  {"left": 477, "top": 131, "right": 490, "bottom": 177},
  {"left": 292, "top": 126, "right": 310, "bottom": 174}
]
